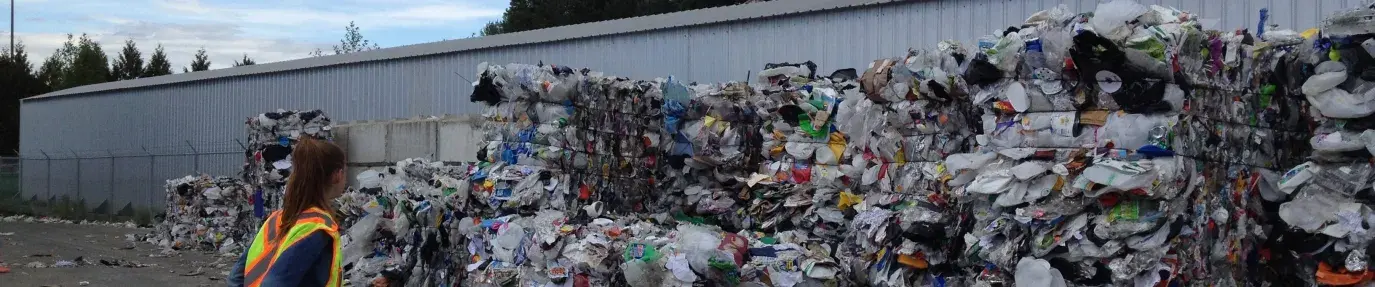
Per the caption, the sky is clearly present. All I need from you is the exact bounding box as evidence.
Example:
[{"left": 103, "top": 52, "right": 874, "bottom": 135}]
[{"left": 1, "top": 0, "right": 509, "bottom": 70}]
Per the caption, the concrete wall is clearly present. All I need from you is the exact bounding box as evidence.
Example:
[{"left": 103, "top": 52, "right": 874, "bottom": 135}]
[{"left": 333, "top": 115, "right": 483, "bottom": 184}]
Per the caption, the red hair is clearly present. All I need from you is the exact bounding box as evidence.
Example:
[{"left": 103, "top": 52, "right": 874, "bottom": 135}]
[{"left": 278, "top": 136, "right": 346, "bottom": 237}]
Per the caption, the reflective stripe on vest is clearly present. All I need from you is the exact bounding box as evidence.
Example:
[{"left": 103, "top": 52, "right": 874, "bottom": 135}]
[
  {"left": 243, "top": 211, "right": 282, "bottom": 286},
  {"left": 242, "top": 208, "right": 342, "bottom": 287}
]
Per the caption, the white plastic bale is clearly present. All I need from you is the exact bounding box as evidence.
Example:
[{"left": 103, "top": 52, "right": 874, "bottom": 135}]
[{"left": 146, "top": 175, "right": 254, "bottom": 253}]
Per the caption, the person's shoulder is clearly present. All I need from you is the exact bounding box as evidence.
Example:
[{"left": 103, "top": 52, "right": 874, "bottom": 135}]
[{"left": 302, "top": 230, "right": 333, "bottom": 243}]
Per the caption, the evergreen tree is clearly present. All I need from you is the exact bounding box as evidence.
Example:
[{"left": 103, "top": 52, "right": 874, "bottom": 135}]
[
  {"left": 36, "top": 34, "right": 77, "bottom": 89},
  {"left": 483, "top": 0, "right": 746, "bottom": 35},
  {"left": 144, "top": 44, "right": 173, "bottom": 77},
  {"left": 480, "top": 21, "right": 505, "bottom": 36},
  {"left": 0, "top": 43, "right": 46, "bottom": 155},
  {"left": 111, "top": 40, "right": 145, "bottom": 80},
  {"left": 233, "top": 54, "right": 256, "bottom": 67},
  {"left": 333, "top": 21, "right": 380, "bottom": 55},
  {"left": 309, "top": 22, "right": 381, "bottom": 57},
  {"left": 36, "top": 52, "right": 63, "bottom": 90},
  {"left": 310, "top": 21, "right": 380, "bottom": 57},
  {"left": 187, "top": 48, "right": 211, "bottom": 72},
  {"left": 57, "top": 34, "right": 110, "bottom": 90},
  {"left": 1, "top": 43, "right": 34, "bottom": 76}
]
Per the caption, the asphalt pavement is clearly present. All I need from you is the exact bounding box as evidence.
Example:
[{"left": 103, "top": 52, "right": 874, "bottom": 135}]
[{"left": 0, "top": 221, "right": 230, "bottom": 287}]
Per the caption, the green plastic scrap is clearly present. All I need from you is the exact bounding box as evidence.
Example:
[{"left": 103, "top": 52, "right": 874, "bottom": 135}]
[
  {"left": 758, "top": 237, "right": 778, "bottom": 245},
  {"left": 798, "top": 119, "right": 815, "bottom": 133},
  {"left": 798, "top": 114, "right": 827, "bottom": 139},
  {"left": 708, "top": 257, "right": 735, "bottom": 270},
  {"left": 376, "top": 196, "right": 393, "bottom": 210},
  {"left": 963, "top": 244, "right": 984, "bottom": 262},
  {"left": 1128, "top": 38, "right": 1166, "bottom": 61},
  {"left": 893, "top": 200, "right": 921, "bottom": 211},
  {"left": 1037, "top": 231, "right": 1056, "bottom": 248},
  {"left": 1259, "top": 84, "right": 1276, "bottom": 107},
  {"left": 708, "top": 257, "right": 741, "bottom": 285},
  {"left": 673, "top": 211, "right": 716, "bottom": 225},
  {"left": 399, "top": 201, "right": 417, "bottom": 221},
  {"left": 623, "top": 242, "right": 662, "bottom": 262},
  {"left": 1109, "top": 201, "right": 1141, "bottom": 222}
]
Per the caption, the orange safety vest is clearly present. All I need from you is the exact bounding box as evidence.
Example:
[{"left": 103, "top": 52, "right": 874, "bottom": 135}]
[{"left": 242, "top": 207, "right": 343, "bottom": 287}]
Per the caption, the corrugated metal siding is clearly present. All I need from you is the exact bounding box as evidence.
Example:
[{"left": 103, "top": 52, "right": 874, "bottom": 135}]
[
  {"left": 111, "top": 157, "right": 152, "bottom": 212},
  {"left": 78, "top": 158, "right": 112, "bottom": 210},
  {"left": 48, "top": 160, "right": 78, "bottom": 201},
  {"left": 17, "top": 0, "right": 1367, "bottom": 210},
  {"left": 21, "top": 159, "right": 47, "bottom": 200}
]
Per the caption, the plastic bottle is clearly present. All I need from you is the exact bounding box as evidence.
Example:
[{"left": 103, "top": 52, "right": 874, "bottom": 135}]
[
  {"left": 978, "top": 35, "right": 999, "bottom": 53},
  {"left": 1024, "top": 38, "right": 1047, "bottom": 71}
]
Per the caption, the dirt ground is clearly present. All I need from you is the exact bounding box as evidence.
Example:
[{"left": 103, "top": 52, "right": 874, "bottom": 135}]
[{"left": 0, "top": 221, "right": 231, "bottom": 287}]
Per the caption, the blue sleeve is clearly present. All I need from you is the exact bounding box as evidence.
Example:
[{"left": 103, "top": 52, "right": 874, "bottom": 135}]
[
  {"left": 262, "top": 232, "right": 333, "bottom": 287},
  {"left": 227, "top": 248, "right": 248, "bottom": 287}
]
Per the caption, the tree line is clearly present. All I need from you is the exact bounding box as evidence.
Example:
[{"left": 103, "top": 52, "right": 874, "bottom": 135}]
[{"left": 0, "top": 21, "right": 381, "bottom": 156}]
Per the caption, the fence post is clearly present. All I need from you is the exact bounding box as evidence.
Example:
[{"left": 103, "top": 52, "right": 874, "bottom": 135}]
[
  {"left": 70, "top": 149, "right": 81, "bottom": 217},
  {"left": 236, "top": 139, "right": 249, "bottom": 179},
  {"left": 20, "top": 150, "right": 32, "bottom": 215},
  {"left": 144, "top": 146, "right": 154, "bottom": 215},
  {"left": 187, "top": 140, "right": 199, "bottom": 174},
  {"left": 107, "top": 149, "right": 115, "bottom": 221},
  {"left": 40, "top": 150, "right": 49, "bottom": 205},
  {"left": 13, "top": 150, "right": 22, "bottom": 202},
  {"left": 16, "top": 150, "right": 25, "bottom": 213}
]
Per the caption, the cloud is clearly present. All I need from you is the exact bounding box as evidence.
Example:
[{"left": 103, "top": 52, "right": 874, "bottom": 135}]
[
  {"left": 7, "top": 32, "right": 70, "bottom": 62},
  {"left": 11, "top": 21, "right": 326, "bottom": 70},
  {"left": 106, "top": 22, "right": 326, "bottom": 69},
  {"left": 156, "top": 0, "right": 211, "bottom": 14},
  {"left": 155, "top": 0, "right": 504, "bottom": 31},
  {"left": 9, "top": 0, "right": 508, "bottom": 73}
]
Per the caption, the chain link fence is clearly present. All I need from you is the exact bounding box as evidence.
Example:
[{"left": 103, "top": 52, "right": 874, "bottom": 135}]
[
  {"left": 4, "top": 140, "right": 249, "bottom": 224},
  {"left": 0, "top": 156, "right": 22, "bottom": 216}
]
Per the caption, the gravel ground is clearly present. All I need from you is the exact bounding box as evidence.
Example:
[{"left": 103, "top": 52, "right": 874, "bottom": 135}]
[{"left": 0, "top": 221, "right": 231, "bottom": 287}]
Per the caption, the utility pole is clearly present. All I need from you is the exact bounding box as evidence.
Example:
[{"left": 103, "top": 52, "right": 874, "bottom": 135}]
[{"left": 10, "top": 0, "right": 14, "bottom": 58}]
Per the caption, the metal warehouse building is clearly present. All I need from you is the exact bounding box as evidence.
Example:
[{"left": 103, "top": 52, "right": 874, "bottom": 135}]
[{"left": 16, "top": 0, "right": 1365, "bottom": 213}]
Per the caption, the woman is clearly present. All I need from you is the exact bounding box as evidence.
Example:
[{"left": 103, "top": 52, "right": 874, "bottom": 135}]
[{"left": 229, "top": 137, "right": 347, "bottom": 287}]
